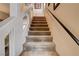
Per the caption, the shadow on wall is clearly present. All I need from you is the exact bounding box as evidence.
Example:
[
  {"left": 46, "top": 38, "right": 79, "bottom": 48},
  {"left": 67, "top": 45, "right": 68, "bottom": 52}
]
[{"left": 0, "top": 11, "right": 9, "bottom": 22}]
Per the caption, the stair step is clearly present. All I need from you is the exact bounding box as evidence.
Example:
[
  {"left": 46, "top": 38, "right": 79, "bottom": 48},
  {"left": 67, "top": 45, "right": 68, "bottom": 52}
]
[
  {"left": 29, "top": 27, "right": 49, "bottom": 31},
  {"left": 32, "top": 21, "right": 47, "bottom": 23},
  {"left": 33, "top": 19, "right": 46, "bottom": 21},
  {"left": 28, "top": 31, "right": 51, "bottom": 35},
  {"left": 21, "top": 16, "right": 58, "bottom": 56},
  {"left": 26, "top": 36, "right": 53, "bottom": 42},
  {"left": 33, "top": 18, "right": 46, "bottom": 20},
  {"left": 33, "top": 17, "right": 46, "bottom": 20},
  {"left": 21, "top": 50, "right": 58, "bottom": 56},
  {"left": 32, "top": 22, "right": 47, "bottom": 24},
  {"left": 23, "top": 42, "right": 55, "bottom": 51},
  {"left": 32, "top": 19, "right": 46, "bottom": 21},
  {"left": 32, "top": 19, "right": 46, "bottom": 22},
  {"left": 31, "top": 24, "right": 48, "bottom": 27},
  {"left": 31, "top": 24, "right": 48, "bottom": 25}
]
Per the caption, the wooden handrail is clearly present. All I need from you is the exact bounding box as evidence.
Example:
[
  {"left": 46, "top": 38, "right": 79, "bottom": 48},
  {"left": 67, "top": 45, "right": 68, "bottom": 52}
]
[
  {"left": 53, "top": 3, "right": 60, "bottom": 10},
  {"left": 48, "top": 3, "right": 50, "bottom": 6},
  {"left": 47, "top": 8, "right": 79, "bottom": 46},
  {"left": 47, "top": 3, "right": 60, "bottom": 10}
]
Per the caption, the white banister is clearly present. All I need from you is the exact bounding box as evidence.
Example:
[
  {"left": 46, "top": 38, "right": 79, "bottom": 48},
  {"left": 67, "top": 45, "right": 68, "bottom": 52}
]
[
  {"left": 0, "top": 3, "right": 33, "bottom": 56},
  {"left": 0, "top": 17, "right": 16, "bottom": 56}
]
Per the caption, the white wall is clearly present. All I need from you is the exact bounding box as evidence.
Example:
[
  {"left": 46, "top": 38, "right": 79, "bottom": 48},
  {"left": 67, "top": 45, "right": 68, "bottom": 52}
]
[
  {"left": 45, "top": 3, "right": 79, "bottom": 56},
  {"left": 33, "top": 3, "right": 44, "bottom": 16}
]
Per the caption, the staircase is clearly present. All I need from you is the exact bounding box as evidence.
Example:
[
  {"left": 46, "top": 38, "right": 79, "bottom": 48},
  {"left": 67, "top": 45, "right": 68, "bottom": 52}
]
[{"left": 21, "top": 16, "right": 58, "bottom": 56}]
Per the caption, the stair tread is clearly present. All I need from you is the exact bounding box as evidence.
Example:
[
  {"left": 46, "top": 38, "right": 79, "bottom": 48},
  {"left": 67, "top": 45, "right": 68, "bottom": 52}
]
[
  {"left": 31, "top": 25, "right": 48, "bottom": 27},
  {"left": 32, "top": 22, "right": 47, "bottom": 23},
  {"left": 21, "top": 50, "right": 58, "bottom": 56},
  {"left": 31, "top": 26, "right": 48, "bottom": 27},
  {"left": 32, "top": 20, "right": 46, "bottom": 21},
  {"left": 29, "top": 16, "right": 51, "bottom": 35},
  {"left": 32, "top": 20, "right": 47, "bottom": 22},
  {"left": 23, "top": 42, "right": 55, "bottom": 51},
  {"left": 24, "top": 42, "right": 54, "bottom": 45},
  {"left": 31, "top": 24, "right": 48, "bottom": 25},
  {"left": 29, "top": 31, "right": 50, "bottom": 32},
  {"left": 21, "top": 16, "right": 58, "bottom": 56},
  {"left": 30, "top": 27, "right": 49, "bottom": 28},
  {"left": 26, "top": 36, "right": 53, "bottom": 42},
  {"left": 32, "top": 21, "right": 47, "bottom": 23},
  {"left": 29, "top": 30, "right": 50, "bottom": 32},
  {"left": 28, "top": 35, "right": 52, "bottom": 37},
  {"left": 29, "top": 27, "right": 49, "bottom": 31},
  {"left": 31, "top": 23, "right": 47, "bottom": 24},
  {"left": 29, "top": 27, "right": 49, "bottom": 30}
]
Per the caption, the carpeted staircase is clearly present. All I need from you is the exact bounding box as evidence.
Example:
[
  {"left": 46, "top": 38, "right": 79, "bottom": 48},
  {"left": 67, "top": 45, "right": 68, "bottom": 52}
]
[{"left": 21, "top": 16, "right": 58, "bottom": 56}]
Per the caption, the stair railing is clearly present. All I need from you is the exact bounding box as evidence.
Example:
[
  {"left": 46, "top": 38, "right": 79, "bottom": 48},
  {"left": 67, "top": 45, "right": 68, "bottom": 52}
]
[
  {"left": 0, "top": 5, "right": 33, "bottom": 56},
  {"left": 47, "top": 7, "right": 79, "bottom": 46},
  {"left": 47, "top": 3, "right": 60, "bottom": 10}
]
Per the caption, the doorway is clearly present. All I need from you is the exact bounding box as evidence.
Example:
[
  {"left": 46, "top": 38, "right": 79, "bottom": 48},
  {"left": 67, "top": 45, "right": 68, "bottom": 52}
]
[{"left": 33, "top": 3, "right": 44, "bottom": 16}]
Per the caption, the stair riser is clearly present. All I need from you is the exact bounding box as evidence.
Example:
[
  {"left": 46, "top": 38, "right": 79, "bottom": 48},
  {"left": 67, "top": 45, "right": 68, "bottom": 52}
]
[
  {"left": 32, "top": 21, "right": 47, "bottom": 22},
  {"left": 33, "top": 19, "right": 46, "bottom": 20},
  {"left": 29, "top": 28, "right": 49, "bottom": 31},
  {"left": 31, "top": 25, "right": 48, "bottom": 27},
  {"left": 32, "top": 22, "right": 47, "bottom": 24},
  {"left": 33, "top": 17, "right": 46, "bottom": 22},
  {"left": 26, "top": 37, "right": 53, "bottom": 42},
  {"left": 33, "top": 17, "right": 46, "bottom": 20},
  {"left": 31, "top": 24, "right": 48, "bottom": 26},
  {"left": 33, "top": 18, "right": 46, "bottom": 20},
  {"left": 28, "top": 32, "right": 51, "bottom": 35}
]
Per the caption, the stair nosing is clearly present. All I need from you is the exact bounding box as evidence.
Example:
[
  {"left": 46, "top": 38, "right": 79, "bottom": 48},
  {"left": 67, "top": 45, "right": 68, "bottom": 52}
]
[
  {"left": 32, "top": 20, "right": 47, "bottom": 22},
  {"left": 31, "top": 23, "right": 48, "bottom": 25},
  {"left": 30, "top": 27, "right": 49, "bottom": 28},
  {"left": 24, "top": 42, "right": 54, "bottom": 44},
  {"left": 31, "top": 24, "right": 48, "bottom": 25},
  {"left": 28, "top": 35, "right": 52, "bottom": 36},
  {"left": 29, "top": 30, "right": 50, "bottom": 32},
  {"left": 27, "top": 35, "right": 52, "bottom": 37}
]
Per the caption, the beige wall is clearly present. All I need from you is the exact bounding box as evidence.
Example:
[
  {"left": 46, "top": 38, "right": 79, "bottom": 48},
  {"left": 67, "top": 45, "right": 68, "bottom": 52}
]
[
  {"left": 0, "top": 3, "right": 9, "bottom": 14},
  {"left": 45, "top": 3, "right": 79, "bottom": 56},
  {"left": 0, "top": 3, "right": 9, "bottom": 20},
  {"left": 48, "top": 3, "right": 79, "bottom": 40},
  {"left": 21, "top": 4, "right": 27, "bottom": 12},
  {"left": 0, "top": 11, "right": 9, "bottom": 20}
]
